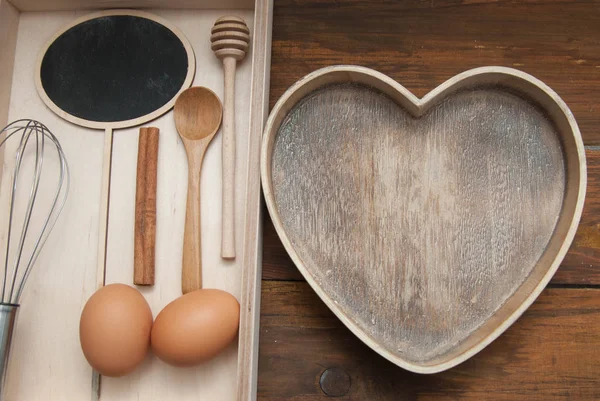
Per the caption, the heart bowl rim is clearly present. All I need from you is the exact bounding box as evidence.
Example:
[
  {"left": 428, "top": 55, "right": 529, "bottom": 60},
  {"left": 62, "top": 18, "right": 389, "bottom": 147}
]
[{"left": 260, "top": 65, "right": 586, "bottom": 374}]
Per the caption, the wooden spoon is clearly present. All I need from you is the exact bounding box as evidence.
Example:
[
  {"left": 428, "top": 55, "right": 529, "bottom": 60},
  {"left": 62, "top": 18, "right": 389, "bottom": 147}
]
[{"left": 174, "top": 87, "right": 223, "bottom": 294}]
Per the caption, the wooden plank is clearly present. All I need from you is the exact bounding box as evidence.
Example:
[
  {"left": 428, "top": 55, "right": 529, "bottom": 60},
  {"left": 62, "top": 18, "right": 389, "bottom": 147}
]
[
  {"left": 0, "top": 0, "right": 19, "bottom": 194},
  {"left": 558, "top": 148, "right": 600, "bottom": 285},
  {"left": 258, "top": 281, "right": 600, "bottom": 400},
  {"left": 236, "top": 0, "right": 273, "bottom": 399},
  {"left": 0, "top": 0, "right": 19, "bottom": 129},
  {"left": 269, "top": 0, "right": 600, "bottom": 145},
  {"left": 264, "top": 149, "right": 600, "bottom": 286},
  {"left": 9, "top": 0, "right": 254, "bottom": 11},
  {"left": 262, "top": 212, "right": 304, "bottom": 281}
]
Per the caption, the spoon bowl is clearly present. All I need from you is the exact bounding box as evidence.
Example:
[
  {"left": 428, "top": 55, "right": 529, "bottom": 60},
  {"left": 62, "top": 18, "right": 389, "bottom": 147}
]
[
  {"left": 175, "top": 87, "right": 222, "bottom": 141},
  {"left": 174, "top": 87, "right": 223, "bottom": 294}
]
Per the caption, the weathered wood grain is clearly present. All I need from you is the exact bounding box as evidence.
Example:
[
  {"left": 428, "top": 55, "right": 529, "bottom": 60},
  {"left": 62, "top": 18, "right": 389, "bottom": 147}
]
[
  {"left": 269, "top": 0, "right": 600, "bottom": 145},
  {"left": 258, "top": 281, "right": 600, "bottom": 401},
  {"left": 263, "top": 150, "right": 600, "bottom": 286},
  {"left": 265, "top": 77, "right": 580, "bottom": 370}
]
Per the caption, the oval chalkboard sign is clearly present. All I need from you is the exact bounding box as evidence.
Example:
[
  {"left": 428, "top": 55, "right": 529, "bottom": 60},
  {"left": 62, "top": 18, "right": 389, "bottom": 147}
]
[
  {"left": 34, "top": 10, "right": 196, "bottom": 321},
  {"left": 36, "top": 10, "right": 195, "bottom": 129}
]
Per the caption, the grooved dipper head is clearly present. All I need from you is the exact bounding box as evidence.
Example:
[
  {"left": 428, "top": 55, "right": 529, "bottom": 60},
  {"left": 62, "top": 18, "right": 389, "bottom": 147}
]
[{"left": 211, "top": 16, "right": 250, "bottom": 61}]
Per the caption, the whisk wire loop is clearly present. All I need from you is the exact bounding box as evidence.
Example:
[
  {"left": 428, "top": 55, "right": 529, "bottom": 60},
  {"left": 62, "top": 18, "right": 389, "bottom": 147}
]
[
  {"left": 0, "top": 119, "right": 70, "bottom": 305},
  {"left": 8, "top": 121, "right": 44, "bottom": 303}
]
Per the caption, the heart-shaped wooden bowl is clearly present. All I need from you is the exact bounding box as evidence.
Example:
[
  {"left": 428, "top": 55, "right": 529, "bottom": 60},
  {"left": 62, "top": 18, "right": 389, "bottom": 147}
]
[{"left": 261, "top": 66, "right": 586, "bottom": 374}]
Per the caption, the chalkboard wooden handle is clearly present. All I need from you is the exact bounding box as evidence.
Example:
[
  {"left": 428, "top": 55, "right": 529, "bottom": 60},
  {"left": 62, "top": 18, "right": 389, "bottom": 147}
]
[
  {"left": 97, "top": 127, "right": 113, "bottom": 290},
  {"left": 134, "top": 127, "right": 159, "bottom": 286}
]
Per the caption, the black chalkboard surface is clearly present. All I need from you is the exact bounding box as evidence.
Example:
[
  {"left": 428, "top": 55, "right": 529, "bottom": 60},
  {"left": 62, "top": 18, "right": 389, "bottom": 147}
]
[{"left": 38, "top": 13, "right": 193, "bottom": 125}]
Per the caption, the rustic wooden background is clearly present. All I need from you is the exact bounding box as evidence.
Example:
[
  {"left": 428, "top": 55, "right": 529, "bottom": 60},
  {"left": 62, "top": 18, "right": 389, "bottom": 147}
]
[{"left": 257, "top": 0, "right": 600, "bottom": 400}]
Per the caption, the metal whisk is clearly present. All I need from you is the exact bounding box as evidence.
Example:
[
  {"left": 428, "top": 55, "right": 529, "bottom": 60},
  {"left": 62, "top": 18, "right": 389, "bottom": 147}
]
[{"left": 0, "top": 119, "right": 69, "bottom": 398}]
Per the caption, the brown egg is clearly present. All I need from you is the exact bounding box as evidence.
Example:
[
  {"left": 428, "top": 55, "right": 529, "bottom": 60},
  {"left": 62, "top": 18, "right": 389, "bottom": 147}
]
[
  {"left": 151, "top": 289, "right": 240, "bottom": 366},
  {"left": 79, "top": 284, "right": 153, "bottom": 377}
]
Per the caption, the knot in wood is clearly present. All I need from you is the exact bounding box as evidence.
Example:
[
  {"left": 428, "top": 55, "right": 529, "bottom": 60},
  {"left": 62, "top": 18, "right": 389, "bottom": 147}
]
[{"left": 319, "top": 367, "right": 351, "bottom": 397}]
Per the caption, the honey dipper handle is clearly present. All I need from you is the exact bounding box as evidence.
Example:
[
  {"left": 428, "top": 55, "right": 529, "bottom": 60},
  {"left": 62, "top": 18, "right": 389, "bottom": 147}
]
[
  {"left": 134, "top": 127, "right": 159, "bottom": 286},
  {"left": 182, "top": 140, "right": 207, "bottom": 293},
  {"left": 221, "top": 56, "right": 237, "bottom": 259}
]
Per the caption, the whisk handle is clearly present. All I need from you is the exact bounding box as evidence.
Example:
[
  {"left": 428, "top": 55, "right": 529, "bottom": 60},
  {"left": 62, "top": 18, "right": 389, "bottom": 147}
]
[{"left": 0, "top": 303, "right": 18, "bottom": 400}]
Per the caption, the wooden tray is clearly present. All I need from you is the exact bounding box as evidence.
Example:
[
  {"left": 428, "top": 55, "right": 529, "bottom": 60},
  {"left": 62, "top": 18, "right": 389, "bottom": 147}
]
[
  {"left": 261, "top": 65, "right": 586, "bottom": 374},
  {"left": 0, "top": 0, "right": 271, "bottom": 399}
]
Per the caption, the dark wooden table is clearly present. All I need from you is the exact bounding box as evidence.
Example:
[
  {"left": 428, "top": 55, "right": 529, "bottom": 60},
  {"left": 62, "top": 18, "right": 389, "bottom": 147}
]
[{"left": 257, "top": 1, "right": 600, "bottom": 399}]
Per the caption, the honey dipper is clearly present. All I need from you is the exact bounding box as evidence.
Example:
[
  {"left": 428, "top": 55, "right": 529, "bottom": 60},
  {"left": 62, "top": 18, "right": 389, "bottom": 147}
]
[{"left": 211, "top": 16, "right": 250, "bottom": 260}]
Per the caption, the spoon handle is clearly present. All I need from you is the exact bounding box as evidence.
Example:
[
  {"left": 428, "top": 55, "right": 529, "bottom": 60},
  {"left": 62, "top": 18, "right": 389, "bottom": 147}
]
[
  {"left": 182, "top": 141, "right": 207, "bottom": 294},
  {"left": 221, "top": 56, "right": 237, "bottom": 260}
]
